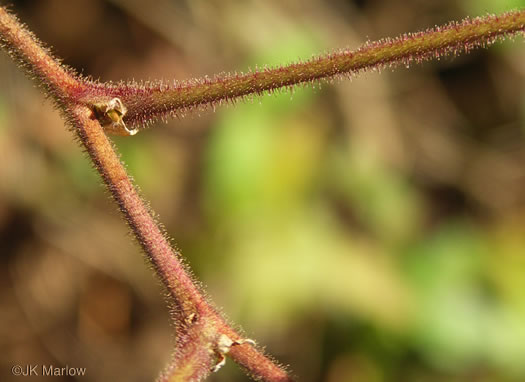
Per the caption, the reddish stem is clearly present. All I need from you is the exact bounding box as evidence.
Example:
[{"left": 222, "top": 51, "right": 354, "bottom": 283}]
[
  {"left": 0, "top": 5, "right": 293, "bottom": 382},
  {"left": 2, "top": 4, "right": 524, "bottom": 381},
  {"left": 79, "top": 11, "right": 525, "bottom": 131},
  {"left": 69, "top": 104, "right": 292, "bottom": 381},
  {"left": 0, "top": 7, "right": 85, "bottom": 101}
]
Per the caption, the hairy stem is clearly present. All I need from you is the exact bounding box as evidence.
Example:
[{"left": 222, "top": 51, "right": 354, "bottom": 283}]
[
  {"left": 2, "top": 4, "right": 524, "bottom": 381},
  {"left": 0, "top": 5, "right": 292, "bottom": 381},
  {"left": 70, "top": 104, "right": 292, "bottom": 382},
  {"left": 0, "top": 6, "right": 85, "bottom": 101},
  {"left": 82, "top": 10, "right": 525, "bottom": 131}
]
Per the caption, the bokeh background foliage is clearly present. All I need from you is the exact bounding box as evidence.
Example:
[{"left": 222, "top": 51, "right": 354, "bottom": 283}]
[{"left": 1, "top": 1, "right": 525, "bottom": 381}]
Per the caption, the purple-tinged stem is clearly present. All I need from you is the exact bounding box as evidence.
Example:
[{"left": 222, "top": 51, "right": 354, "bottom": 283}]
[
  {"left": 69, "top": 104, "right": 293, "bottom": 381},
  {"left": 0, "top": 5, "right": 293, "bottom": 381},
  {"left": 83, "top": 10, "right": 525, "bottom": 131},
  {"left": 2, "top": 4, "right": 524, "bottom": 381},
  {"left": 0, "top": 7, "right": 85, "bottom": 102}
]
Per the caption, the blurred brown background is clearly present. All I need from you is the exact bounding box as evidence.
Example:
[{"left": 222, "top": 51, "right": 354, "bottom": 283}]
[{"left": 1, "top": 1, "right": 525, "bottom": 381}]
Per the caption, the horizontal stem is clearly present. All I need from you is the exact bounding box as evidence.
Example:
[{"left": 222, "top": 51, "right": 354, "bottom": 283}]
[
  {"left": 84, "top": 10, "right": 524, "bottom": 129},
  {"left": 4, "top": 5, "right": 523, "bottom": 381}
]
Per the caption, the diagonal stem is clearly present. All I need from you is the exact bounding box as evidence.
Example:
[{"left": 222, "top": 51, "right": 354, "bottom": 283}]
[
  {"left": 0, "top": 7, "right": 85, "bottom": 101},
  {"left": 0, "top": 5, "right": 292, "bottom": 381},
  {"left": 69, "top": 104, "right": 293, "bottom": 382},
  {"left": 2, "top": 4, "right": 524, "bottom": 381}
]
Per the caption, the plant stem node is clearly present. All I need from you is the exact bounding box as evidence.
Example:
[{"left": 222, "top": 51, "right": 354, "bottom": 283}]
[{"left": 92, "top": 97, "right": 138, "bottom": 136}]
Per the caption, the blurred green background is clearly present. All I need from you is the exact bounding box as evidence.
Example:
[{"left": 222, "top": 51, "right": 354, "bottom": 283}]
[{"left": 1, "top": 1, "right": 525, "bottom": 381}]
